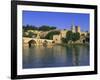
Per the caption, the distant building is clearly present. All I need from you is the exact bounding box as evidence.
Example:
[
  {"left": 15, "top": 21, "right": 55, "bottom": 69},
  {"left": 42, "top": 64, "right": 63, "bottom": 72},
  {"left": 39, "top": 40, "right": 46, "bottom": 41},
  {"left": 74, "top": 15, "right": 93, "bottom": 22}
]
[
  {"left": 75, "top": 26, "right": 80, "bottom": 33},
  {"left": 60, "top": 30, "right": 67, "bottom": 38},
  {"left": 71, "top": 25, "right": 81, "bottom": 33},
  {"left": 71, "top": 25, "right": 76, "bottom": 33},
  {"left": 52, "top": 25, "right": 89, "bottom": 44},
  {"left": 53, "top": 35, "right": 62, "bottom": 43}
]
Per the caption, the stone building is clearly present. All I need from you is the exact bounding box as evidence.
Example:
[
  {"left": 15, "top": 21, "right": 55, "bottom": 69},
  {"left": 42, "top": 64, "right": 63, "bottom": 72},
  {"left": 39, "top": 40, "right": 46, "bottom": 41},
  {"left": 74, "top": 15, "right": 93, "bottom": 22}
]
[
  {"left": 71, "top": 25, "right": 81, "bottom": 33},
  {"left": 75, "top": 26, "right": 80, "bottom": 33},
  {"left": 71, "top": 25, "right": 76, "bottom": 33},
  {"left": 60, "top": 30, "right": 67, "bottom": 38},
  {"left": 52, "top": 25, "right": 89, "bottom": 44},
  {"left": 53, "top": 35, "right": 62, "bottom": 43}
]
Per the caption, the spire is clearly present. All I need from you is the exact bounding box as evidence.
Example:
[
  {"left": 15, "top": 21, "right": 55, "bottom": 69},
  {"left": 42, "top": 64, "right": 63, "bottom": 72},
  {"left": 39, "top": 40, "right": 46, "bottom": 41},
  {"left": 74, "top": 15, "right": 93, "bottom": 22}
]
[{"left": 71, "top": 23, "right": 75, "bottom": 33}]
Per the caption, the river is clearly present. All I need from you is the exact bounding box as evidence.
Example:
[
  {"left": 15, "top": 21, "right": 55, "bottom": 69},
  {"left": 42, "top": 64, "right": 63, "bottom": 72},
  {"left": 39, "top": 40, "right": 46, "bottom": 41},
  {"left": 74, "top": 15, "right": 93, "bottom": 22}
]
[{"left": 23, "top": 45, "right": 89, "bottom": 69}]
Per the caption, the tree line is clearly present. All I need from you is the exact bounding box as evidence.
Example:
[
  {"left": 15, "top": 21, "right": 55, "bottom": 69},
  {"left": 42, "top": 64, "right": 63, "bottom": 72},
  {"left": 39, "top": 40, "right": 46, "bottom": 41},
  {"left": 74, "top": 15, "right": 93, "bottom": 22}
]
[{"left": 23, "top": 25, "right": 56, "bottom": 31}]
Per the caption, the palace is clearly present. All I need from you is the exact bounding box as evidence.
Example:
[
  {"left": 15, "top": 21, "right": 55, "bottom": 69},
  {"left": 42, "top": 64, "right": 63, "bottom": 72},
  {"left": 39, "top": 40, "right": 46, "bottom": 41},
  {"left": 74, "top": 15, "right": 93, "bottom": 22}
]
[{"left": 52, "top": 25, "right": 89, "bottom": 44}]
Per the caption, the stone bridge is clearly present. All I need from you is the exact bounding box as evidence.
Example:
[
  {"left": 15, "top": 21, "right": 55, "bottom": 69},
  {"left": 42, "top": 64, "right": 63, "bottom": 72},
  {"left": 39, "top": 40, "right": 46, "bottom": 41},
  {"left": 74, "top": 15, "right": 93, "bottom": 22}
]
[{"left": 23, "top": 37, "right": 53, "bottom": 46}]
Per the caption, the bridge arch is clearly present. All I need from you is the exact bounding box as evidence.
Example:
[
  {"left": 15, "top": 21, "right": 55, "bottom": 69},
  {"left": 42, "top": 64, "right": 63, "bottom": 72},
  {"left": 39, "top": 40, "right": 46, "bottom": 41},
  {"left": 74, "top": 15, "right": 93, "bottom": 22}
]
[
  {"left": 28, "top": 40, "right": 36, "bottom": 47},
  {"left": 23, "top": 37, "right": 53, "bottom": 47}
]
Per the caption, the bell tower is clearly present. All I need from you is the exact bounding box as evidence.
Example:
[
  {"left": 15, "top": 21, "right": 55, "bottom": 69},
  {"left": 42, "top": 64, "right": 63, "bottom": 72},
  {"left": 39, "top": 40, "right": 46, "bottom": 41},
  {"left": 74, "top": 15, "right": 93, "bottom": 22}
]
[
  {"left": 76, "top": 26, "right": 80, "bottom": 33},
  {"left": 71, "top": 24, "right": 75, "bottom": 33}
]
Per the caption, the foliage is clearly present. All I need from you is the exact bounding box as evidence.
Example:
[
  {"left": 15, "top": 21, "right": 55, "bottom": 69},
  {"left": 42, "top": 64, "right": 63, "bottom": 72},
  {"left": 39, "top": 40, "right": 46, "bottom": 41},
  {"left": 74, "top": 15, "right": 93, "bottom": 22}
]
[
  {"left": 85, "top": 37, "right": 89, "bottom": 42},
  {"left": 23, "top": 25, "right": 56, "bottom": 31},
  {"left": 72, "top": 32, "right": 80, "bottom": 42},
  {"left": 66, "top": 31, "right": 73, "bottom": 41},
  {"left": 28, "top": 32, "right": 34, "bottom": 38},
  {"left": 45, "top": 31, "right": 60, "bottom": 40},
  {"left": 23, "top": 25, "right": 38, "bottom": 31},
  {"left": 85, "top": 33, "right": 90, "bottom": 42},
  {"left": 23, "top": 32, "right": 28, "bottom": 37},
  {"left": 86, "top": 33, "right": 89, "bottom": 37},
  {"left": 39, "top": 25, "right": 56, "bottom": 31},
  {"left": 66, "top": 31, "right": 80, "bottom": 42},
  {"left": 61, "top": 38, "right": 68, "bottom": 43}
]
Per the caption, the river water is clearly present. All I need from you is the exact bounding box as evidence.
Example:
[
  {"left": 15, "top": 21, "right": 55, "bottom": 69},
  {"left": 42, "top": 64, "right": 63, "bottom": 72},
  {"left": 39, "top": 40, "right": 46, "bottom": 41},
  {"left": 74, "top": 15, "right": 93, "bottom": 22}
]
[{"left": 23, "top": 45, "right": 89, "bottom": 69}]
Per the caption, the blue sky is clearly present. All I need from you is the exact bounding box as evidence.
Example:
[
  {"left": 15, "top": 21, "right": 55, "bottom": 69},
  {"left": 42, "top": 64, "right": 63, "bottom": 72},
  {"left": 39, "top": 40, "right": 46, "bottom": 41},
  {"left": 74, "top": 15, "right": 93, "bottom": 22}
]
[{"left": 22, "top": 11, "right": 90, "bottom": 31}]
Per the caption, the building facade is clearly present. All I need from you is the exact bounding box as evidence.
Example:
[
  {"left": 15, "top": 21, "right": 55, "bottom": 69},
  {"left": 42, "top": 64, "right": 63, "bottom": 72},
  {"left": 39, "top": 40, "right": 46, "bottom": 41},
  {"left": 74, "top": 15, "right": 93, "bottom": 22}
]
[{"left": 52, "top": 25, "right": 89, "bottom": 44}]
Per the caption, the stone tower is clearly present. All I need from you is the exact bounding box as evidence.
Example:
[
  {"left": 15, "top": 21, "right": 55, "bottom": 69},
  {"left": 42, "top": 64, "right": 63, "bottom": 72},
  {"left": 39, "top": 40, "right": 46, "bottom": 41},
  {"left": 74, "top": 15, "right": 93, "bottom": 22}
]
[
  {"left": 71, "top": 25, "right": 75, "bottom": 33},
  {"left": 75, "top": 26, "right": 80, "bottom": 33}
]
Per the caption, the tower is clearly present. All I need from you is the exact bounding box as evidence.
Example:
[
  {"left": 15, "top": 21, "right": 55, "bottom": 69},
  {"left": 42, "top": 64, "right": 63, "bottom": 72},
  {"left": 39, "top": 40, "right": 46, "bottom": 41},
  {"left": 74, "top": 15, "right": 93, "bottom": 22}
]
[
  {"left": 71, "top": 24, "right": 75, "bottom": 33},
  {"left": 75, "top": 26, "right": 80, "bottom": 33}
]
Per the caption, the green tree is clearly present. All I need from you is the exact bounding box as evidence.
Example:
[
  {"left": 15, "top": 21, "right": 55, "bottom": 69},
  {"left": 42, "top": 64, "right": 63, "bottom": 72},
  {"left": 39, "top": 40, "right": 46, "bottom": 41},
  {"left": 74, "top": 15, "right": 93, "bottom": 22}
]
[
  {"left": 23, "top": 25, "right": 57, "bottom": 31},
  {"left": 45, "top": 31, "right": 60, "bottom": 40},
  {"left": 66, "top": 31, "right": 80, "bottom": 43},
  {"left": 50, "top": 26, "right": 56, "bottom": 30},
  {"left": 61, "top": 38, "right": 68, "bottom": 43},
  {"left": 28, "top": 32, "right": 36, "bottom": 38},
  {"left": 23, "top": 32, "right": 28, "bottom": 37},
  {"left": 23, "top": 25, "right": 38, "bottom": 31},
  {"left": 85, "top": 33, "right": 90, "bottom": 43},
  {"left": 66, "top": 31, "right": 73, "bottom": 41},
  {"left": 39, "top": 25, "right": 56, "bottom": 31},
  {"left": 72, "top": 32, "right": 80, "bottom": 42}
]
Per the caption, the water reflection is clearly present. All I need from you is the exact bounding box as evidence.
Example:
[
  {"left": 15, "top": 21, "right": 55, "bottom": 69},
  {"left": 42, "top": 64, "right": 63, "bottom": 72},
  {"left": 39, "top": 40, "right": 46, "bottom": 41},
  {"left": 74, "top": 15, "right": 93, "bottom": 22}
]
[{"left": 23, "top": 45, "right": 89, "bottom": 69}]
